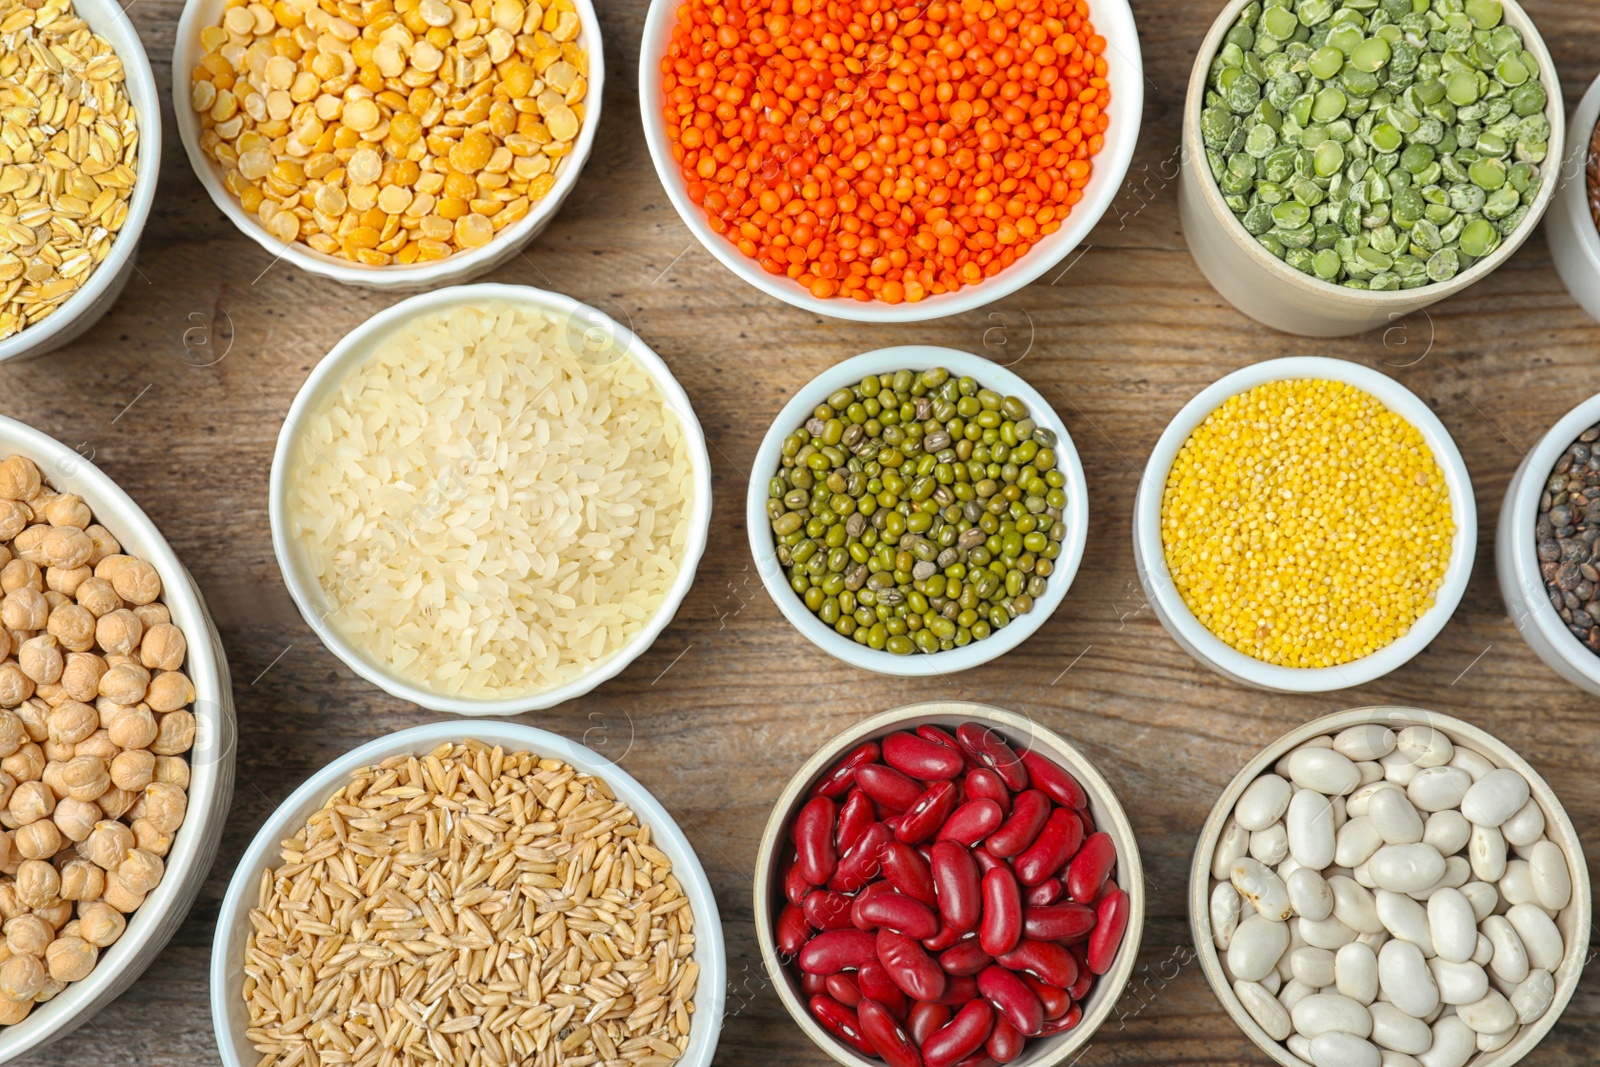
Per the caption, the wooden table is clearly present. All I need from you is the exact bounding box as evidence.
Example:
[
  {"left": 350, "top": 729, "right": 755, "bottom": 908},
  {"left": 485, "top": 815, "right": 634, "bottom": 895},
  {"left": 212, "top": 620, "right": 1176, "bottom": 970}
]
[{"left": 4, "top": 0, "right": 1599, "bottom": 1062}]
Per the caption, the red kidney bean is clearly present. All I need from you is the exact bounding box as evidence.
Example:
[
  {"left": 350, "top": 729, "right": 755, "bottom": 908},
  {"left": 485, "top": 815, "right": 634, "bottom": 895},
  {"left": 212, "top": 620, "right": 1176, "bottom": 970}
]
[
  {"left": 1023, "top": 878, "right": 1062, "bottom": 908},
  {"left": 915, "top": 724, "right": 974, "bottom": 767},
  {"left": 883, "top": 731, "right": 967, "bottom": 781},
  {"left": 1020, "top": 974, "right": 1072, "bottom": 1021},
  {"left": 1022, "top": 902, "right": 1097, "bottom": 942},
  {"left": 1078, "top": 809, "right": 1096, "bottom": 837},
  {"left": 804, "top": 890, "right": 855, "bottom": 932},
  {"left": 855, "top": 891, "right": 940, "bottom": 940},
  {"left": 908, "top": 1001, "right": 952, "bottom": 1047},
  {"left": 801, "top": 971, "right": 828, "bottom": 996},
  {"left": 937, "top": 799, "right": 1003, "bottom": 847},
  {"left": 799, "top": 929, "right": 878, "bottom": 974},
  {"left": 778, "top": 903, "right": 811, "bottom": 957},
  {"left": 1066, "top": 832, "right": 1116, "bottom": 904},
  {"left": 985, "top": 790, "right": 1051, "bottom": 858},
  {"left": 938, "top": 938, "right": 993, "bottom": 977},
  {"left": 951, "top": 1056, "right": 996, "bottom": 1067},
  {"left": 921, "top": 999, "right": 994, "bottom": 1067},
  {"left": 809, "top": 994, "right": 878, "bottom": 1057},
  {"left": 922, "top": 922, "right": 965, "bottom": 952},
  {"left": 876, "top": 930, "right": 947, "bottom": 1003},
  {"left": 794, "top": 796, "right": 838, "bottom": 886},
  {"left": 979, "top": 867, "right": 1022, "bottom": 956},
  {"left": 934, "top": 974, "right": 979, "bottom": 1006},
  {"left": 830, "top": 822, "right": 891, "bottom": 894},
  {"left": 954, "top": 723, "right": 1028, "bottom": 792},
  {"left": 930, "top": 841, "right": 982, "bottom": 931},
  {"left": 896, "top": 780, "right": 960, "bottom": 844},
  {"left": 826, "top": 972, "right": 862, "bottom": 1006},
  {"left": 996, "top": 938, "right": 1078, "bottom": 989},
  {"left": 838, "top": 789, "right": 877, "bottom": 854},
  {"left": 857, "top": 764, "right": 926, "bottom": 813},
  {"left": 858, "top": 997, "right": 923, "bottom": 1067},
  {"left": 972, "top": 848, "right": 1004, "bottom": 875},
  {"left": 1088, "top": 885, "right": 1129, "bottom": 976},
  {"left": 977, "top": 964, "right": 1044, "bottom": 1037},
  {"left": 1017, "top": 749, "right": 1087, "bottom": 810},
  {"left": 963, "top": 768, "right": 1012, "bottom": 817},
  {"left": 857, "top": 961, "right": 908, "bottom": 1019},
  {"left": 1036, "top": 1003, "right": 1083, "bottom": 1036},
  {"left": 1067, "top": 944, "right": 1093, "bottom": 1000},
  {"left": 813, "top": 742, "right": 882, "bottom": 799},
  {"left": 986, "top": 1016, "right": 1025, "bottom": 1064},
  {"left": 850, "top": 882, "right": 898, "bottom": 930},
  {"left": 783, "top": 853, "right": 812, "bottom": 907},
  {"left": 1014, "top": 809, "right": 1084, "bottom": 887},
  {"left": 882, "top": 842, "right": 938, "bottom": 908}
]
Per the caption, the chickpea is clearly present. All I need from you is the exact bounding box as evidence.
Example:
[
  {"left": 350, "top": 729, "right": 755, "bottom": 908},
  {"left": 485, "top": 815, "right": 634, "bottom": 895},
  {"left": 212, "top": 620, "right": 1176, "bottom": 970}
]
[
  {"left": 100, "top": 872, "right": 143, "bottom": 914},
  {"left": 0, "top": 458, "right": 40, "bottom": 503},
  {"left": 93, "top": 609, "right": 142, "bottom": 657},
  {"left": 44, "top": 937, "right": 95, "bottom": 983},
  {"left": 0, "top": 560, "right": 38, "bottom": 595},
  {"left": 38, "top": 761, "right": 65, "bottom": 799},
  {"left": 33, "top": 899, "right": 70, "bottom": 930},
  {"left": 14, "top": 859, "right": 59, "bottom": 910},
  {"left": 77, "top": 901, "right": 123, "bottom": 947},
  {"left": 34, "top": 975, "right": 65, "bottom": 1002},
  {"left": 116, "top": 849, "right": 163, "bottom": 896},
  {"left": 130, "top": 603, "right": 170, "bottom": 631},
  {"left": 6, "top": 782, "right": 51, "bottom": 826},
  {"left": 91, "top": 555, "right": 127, "bottom": 583},
  {"left": 12, "top": 820, "right": 58, "bottom": 861},
  {"left": 59, "top": 756, "right": 108, "bottom": 803},
  {"left": 8, "top": 527, "right": 46, "bottom": 567},
  {"left": 151, "top": 710, "right": 196, "bottom": 757},
  {"left": 0, "top": 998, "right": 30, "bottom": 1024},
  {"left": 97, "top": 666, "right": 148, "bottom": 707},
  {"left": 144, "top": 671, "right": 193, "bottom": 714},
  {"left": 59, "top": 653, "right": 105, "bottom": 704},
  {"left": 83, "top": 821, "right": 133, "bottom": 871},
  {"left": 0, "top": 629, "right": 9, "bottom": 663},
  {"left": 139, "top": 782, "right": 186, "bottom": 835},
  {"left": 0, "top": 712, "right": 24, "bottom": 760},
  {"left": 0, "top": 953, "right": 44, "bottom": 1002},
  {"left": 40, "top": 738, "right": 73, "bottom": 764},
  {"left": 72, "top": 577, "right": 120, "bottom": 619},
  {"left": 0, "top": 665, "right": 31, "bottom": 710},
  {"left": 74, "top": 730, "right": 118, "bottom": 762},
  {"left": 4, "top": 915, "right": 49, "bottom": 958},
  {"left": 0, "top": 774, "right": 14, "bottom": 812},
  {"left": 44, "top": 603, "right": 93, "bottom": 653},
  {"left": 109, "top": 560, "right": 160, "bottom": 606},
  {"left": 95, "top": 786, "right": 135, "bottom": 820},
  {"left": 12, "top": 701, "right": 44, "bottom": 744},
  {"left": 43, "top": 566, "right": 89, "bottom": 599},
  {"left": 15, "top": 637, "right": 60, "bottom": 687},
  {"left": 105, "top": 706, "right": 155, "bottom": 750},
  {"left": 152, "top": 757, "right": 189, "bottom": 790},
  {"left": 39, "top": 496, "right": 89, "bottom": 530},
  {"left": 51, "top": 798, "right": 97, "bottom": 843},
  {"left": 109, "top": 750, "right": 154, "bottom": 792},
  {"left": 38, "top": 527, "right": 91, "bottom": 570},
  {"left": 138, "top": 623, "right": 186, "bottom": 673},
  {"left": 81, "top": 526, "right": 118, "bottom": 567},
  {"left": 59, "top": 858, "right": 103, "bottom": 901},
  {"left": 0, "top": 744, "right": 42, "bottom": 783},
  {"left": 45, "top": 702, "right": 96, "bottom": 747},
  {"left": 129, "top": 818, "right": 170, "bottom": 857},
  {"left": 0, "top": 503, "right": 27, "bottom": 543}
]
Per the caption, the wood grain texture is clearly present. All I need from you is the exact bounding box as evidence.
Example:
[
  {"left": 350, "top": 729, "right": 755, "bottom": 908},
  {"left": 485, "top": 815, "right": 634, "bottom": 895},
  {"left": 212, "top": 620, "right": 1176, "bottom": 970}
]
[{"left": 2, "top": 0, "right": 1598, "bottom": 1062}]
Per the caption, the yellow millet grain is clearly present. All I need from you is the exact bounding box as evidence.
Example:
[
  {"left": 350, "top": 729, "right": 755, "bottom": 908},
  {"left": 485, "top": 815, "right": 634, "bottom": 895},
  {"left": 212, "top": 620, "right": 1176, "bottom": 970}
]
[{"left": 1160, "top": 378, "right": 1454, "bottom": 669}]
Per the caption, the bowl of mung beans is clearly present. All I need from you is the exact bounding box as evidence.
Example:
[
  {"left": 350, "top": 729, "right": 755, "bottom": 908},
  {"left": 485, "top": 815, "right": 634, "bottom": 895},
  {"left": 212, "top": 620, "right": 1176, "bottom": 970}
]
[
  {"left": 0, "top": 0, "right": 159, "bottom": 364},
  {"left": 172, "top": 0, "right": 604, "bottom": 291},
  {"left": 746, "top": 347, "right": 1088, "bottom": 677},
  {"left": 210, "top": 719, "right": 726, "bottom": 1067},
  {"left": 1133, "top": 356, "right": 1476, "bottom": 693},
  {"left": 1546, "top": 73, "right": 1600, "bottom": 325},
  {"left": 1178, "top": 0, "right": 1564, "bottom": 338}
]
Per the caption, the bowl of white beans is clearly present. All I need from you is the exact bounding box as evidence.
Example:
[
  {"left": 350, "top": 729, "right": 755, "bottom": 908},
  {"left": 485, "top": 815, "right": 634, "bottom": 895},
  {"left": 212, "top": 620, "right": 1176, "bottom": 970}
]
[{"left": 1189, "top": 707, "right": 1590, "bottom": 1067}]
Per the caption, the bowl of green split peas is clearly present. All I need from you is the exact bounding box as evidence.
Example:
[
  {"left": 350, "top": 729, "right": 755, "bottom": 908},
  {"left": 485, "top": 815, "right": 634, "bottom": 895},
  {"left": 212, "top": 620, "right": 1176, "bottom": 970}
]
[
  {"left": 745, "top": 347, "right": 1090, "bottom": 677},
  {"left": 1178, "top": 0, "right": 1565, "bottom": 336}
]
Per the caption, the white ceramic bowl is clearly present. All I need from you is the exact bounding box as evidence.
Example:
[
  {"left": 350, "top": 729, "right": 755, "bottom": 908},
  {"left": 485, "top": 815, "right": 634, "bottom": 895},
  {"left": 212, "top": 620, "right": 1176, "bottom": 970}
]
[
  {"left": 268, "top": 282, "right": 713, "bottom": 714},
  {"left": 0, "top": 415, "right": 235, "bottom": 1063},
  {"left": 1179, "top": 0, "right": 1565, "bottom": 337},
  {"left": 636, "top": 0, "right": 1144, "bottom": 322},
  {"left": 1495, "top": 390, "right": 1600, "bottom": 696},
  {"left": 1547, "top": 73, "right": 1600, "bottom": 323},
  {"left": 210, "top": 720, "right": 726, "bottom": 1067},
  {"left": 0, "top": 0, "right": 160, "bottom": 364},
  {"left": 1133, "top": 356, "right": 1477, "bottom": 692},
  {"left": 171, "top": 0, "right": 604, "bottom": 291},
  {"left": 746, "top": 347, "right": 1089, "bottom": 676},
  {"left": 1189, "top": 706, "right": 1592, "bottom": 1067},
  {"left": 753, "top": 701, "right": 1145, "bottom": 1067}
]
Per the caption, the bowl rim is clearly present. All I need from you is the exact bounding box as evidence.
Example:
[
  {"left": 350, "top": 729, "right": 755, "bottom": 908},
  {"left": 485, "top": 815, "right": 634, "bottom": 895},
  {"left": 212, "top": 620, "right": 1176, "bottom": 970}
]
[
  {"left": 1181, "top": 0, "right": 1566, "bottom": 308},
  {"left": 1186, "top": 705, "right": 1594, "bottom": 1067},
  {"left": 0, "top": 0, "right": 161, "bottom": 363},
  {"left": 1132, "top": 355, "right": 1477, "bottom": 693},
  {"left": 1549, "top": 73, "right": 1600, "bottom": 289},
  {"left": 208, "top": 719, "right": 727, "bottom": 1067},
  {"left": 267, "top": 281, "right": 714, "bottom": 714},
  {"left": 743, "top": 346, "right": 1090, "bottom": 677},
  {"left": 751, "top": 701, "right": 1145, "bottom": 1067},
  {"left": 0, "top": 414, "right": 234, "bottom": 1060},
  {"left": 635, "top": 0, "right": 1146, "bottom": 322},
  {"left": 1502, "top": 388, "right": 1600, "bottom": 689},
  {"left": 169, "top": 0, "right": 606, "bottom": 287}
]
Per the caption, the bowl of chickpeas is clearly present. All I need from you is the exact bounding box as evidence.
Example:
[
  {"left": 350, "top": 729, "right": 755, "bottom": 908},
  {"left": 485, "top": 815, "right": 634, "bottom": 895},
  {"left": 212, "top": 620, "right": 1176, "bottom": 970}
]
[
  {"left": 0, "top": 414, "right": 235, "bottom": 1062},
  {"left": 171, "top": 0, "right": 605, "bottom": 290}
]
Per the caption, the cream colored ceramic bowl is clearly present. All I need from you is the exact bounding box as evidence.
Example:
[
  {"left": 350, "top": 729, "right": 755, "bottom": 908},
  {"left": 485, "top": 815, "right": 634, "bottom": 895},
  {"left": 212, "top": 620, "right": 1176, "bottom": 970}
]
[
  {"left": 1546, "top": 73, "right": 1600, "bottom": 323},
  {"left": 1179, "top": 0, "right": 1565, "bottom": 337},
  {"left": 754, "top": 701, "right": 1144, "bottom": 1067},
  {"left": 0, "top": 415, "right": 235, "bottom": 1063},
  {"left": 1189, "top": 707, "right": 1591, "bottom": 1067}
]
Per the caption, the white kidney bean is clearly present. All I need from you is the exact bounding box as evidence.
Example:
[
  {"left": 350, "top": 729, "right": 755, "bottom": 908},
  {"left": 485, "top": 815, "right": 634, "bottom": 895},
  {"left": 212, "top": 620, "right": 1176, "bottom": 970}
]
[
  {"left": 1261, "top": 971, "right": 1282, "bottom": 995},
  {"left": 1369, "top": 844, "right": 1446, "bottom": 894},
  {"left": 1211, "top": 882, "right": 1241, "bottom": 950},
  {"left": 1357, "top": 761, "right": 1385, "bottom": 787},
  {"left": 1460, "top": 769, "right": 1530, "bottom": 828},
  {"left": 1357, "top": 929, "right": 1391, "bottom": 954},
  {"left": 1376, "top": 891, "right": 1435, "bottom": 957},
  {"left": 1500, "top": 798, "right": 1545, "bottom": 848},
  {"left": 1331, "top": 877, "right": 1384, "bottom": 936},
  {"left": 1378, "top": 939, "right": 1439, "bottom": 1018},
  {"left": 1332, "top": 795, "right": 1349, "bottom": 833},
  {"left": 1287, "top": 790, "right": 1336, "bottom": 870},
  {"left": 1335, "top": 725, "right": 1396, "bottom": 762},
  {"left": 1381, "top": 1054, "right": 1424, "bottom": 1067},
  {"left": 1310, "top": 1032, "right": 1380, "bottom": 1067},
  {"left": 1511, "top": 969, "right": 1554, "bottom": 1024},
  {"left": 1407, "top": 767, "right": 1472, "bottom": 813},
  {"left": 1368, "top": 1002, "right": 1432, "bottom": 1055},
  {"left": 1395, "top": 726, "right": 1454, "bottom": 769},
  {"left": 1499, "top": 860, "right": 1538, "bottom": 908},
  {"left": 1457, "top": 881, "right": 1498, "bottom": 923},
  {"left": 1213, "top": 816, "right": 1249, "bottom": 881},
  {"left": 1422, "top": 810, "right": 1471, "bottom": 856},
  {"left": 1279, "top": 978, "right": 1316, "bottom": 1013},
  {"left": 1235, "top": 978, "right": 1292, "bottom": 1041},
  {"left": 1505, "top": 903, "right": 1564, "bottom": 972},
  {"left": 1335, "top": 941, "right": 1378, "bottom": 1005},
  {"left": 1348, "top": 780, "right": 1404, "bottom": 818},
  {"left": 1368, "top": 789, "right": 1424, "bottom": 846},
  {"left": 1287, "top": 1034, "right": 1313, "bottom": 1062},
  {"left": 1412, "top": 856, "right": 1470, "bottom": 902},
  {"left": 1229, "top": 914, "right": 1291, "bottom": 982},
  {"left": 1300, "top": 914, "right": 1360, "bottom": 951},
  {"left": 1528, "top": 840, "right": 1572, "bottom": 911},
  {"left": 1289, "top": 946, "right": 1335, "bottom": 988},
  {"left": 1288, "top": 748, "right": 1362, "bottom": 796},
  {"left": 1250, "top": 824, "right": 1289, "bottom": 867},
  {"left": 1468, "top": 824, "right": 1507, "bottom": 883},
  {"left": 1476, "top": 1026, "right": 1516, "bottom": 1053},
  {"left": 1381, "top": 749, "right": 1422, "bottom": 786},
  {"left": 1446, "top": 746, "right": 1494, "bottom": 781},
  {"left": 1480, "top": 915, "right": 1528, "bottom": 984},
  {"left": 1426, "top": 888, "right": 1477, "bottom": 964},
  {"left": 1290, "top": 993, "right": 1372, "bottom": 1039},
  {"left": 1288, "top": 867, "right": 1334, "bottom": 923},
  {"left": 1429, "top": 957, "right": 1489, "bottom": 1005},
  {"left": 1417, "top": 1015, "right": 1475, "bottom": 1067},
  {"left": 1277, "top": 736, "right": 1334, "bottom": 777},
  {"left": 1335, "top": 817, "right": 1384, "bottom": 869},
  {"left": 1237, "top": 774, "right": 1292, "bottom": 832},
  {"left": 1457, "top": 990, "right": 1517, "bottom": 1035},
  {"left": 1353, "top": 860, "right": 1376, "bottom": 890},
  {"left": 1232, "top": 857, "right": 1294, "bottom": 922},
  {"left": 1470, "top": 933, "right": 1493, "bottom": 968}
]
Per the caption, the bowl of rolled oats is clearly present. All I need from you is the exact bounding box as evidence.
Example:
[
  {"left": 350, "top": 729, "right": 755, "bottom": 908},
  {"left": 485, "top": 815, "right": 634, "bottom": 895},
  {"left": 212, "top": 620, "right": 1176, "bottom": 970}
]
[
  {"left": 210, "top": 720, "right": 725, "bottom": 1067},
  {"left": 172, "top": 0, "right": 604, "bottom": 291},
  {"left": 0, "top": 0, "right": 158, "bottom": 363}
]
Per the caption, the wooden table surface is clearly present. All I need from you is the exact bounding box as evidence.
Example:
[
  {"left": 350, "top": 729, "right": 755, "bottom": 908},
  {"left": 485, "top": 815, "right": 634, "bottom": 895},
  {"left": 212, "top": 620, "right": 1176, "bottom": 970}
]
[{"left": 4, "top": 0, "right": 1600, "bottom": 1062}]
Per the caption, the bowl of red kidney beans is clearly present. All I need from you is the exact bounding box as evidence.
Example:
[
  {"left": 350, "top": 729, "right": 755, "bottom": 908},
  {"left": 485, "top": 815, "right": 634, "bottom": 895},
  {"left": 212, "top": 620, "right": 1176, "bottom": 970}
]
[{"left": 754, "top": 701, "right": 1144, "bottom": 1067}]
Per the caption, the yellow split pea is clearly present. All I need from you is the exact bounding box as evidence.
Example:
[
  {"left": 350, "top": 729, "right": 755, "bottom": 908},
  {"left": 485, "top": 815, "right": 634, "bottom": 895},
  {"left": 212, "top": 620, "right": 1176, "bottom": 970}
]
[{"left": 1160, "top": 379, "right": 1454, "bottom": 669}]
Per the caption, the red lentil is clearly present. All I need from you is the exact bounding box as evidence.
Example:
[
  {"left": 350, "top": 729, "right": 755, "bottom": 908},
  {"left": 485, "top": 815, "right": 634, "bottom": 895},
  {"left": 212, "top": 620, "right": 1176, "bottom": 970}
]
[{"left": 659, "top": 0, "right": 1112, "bottom": 304}]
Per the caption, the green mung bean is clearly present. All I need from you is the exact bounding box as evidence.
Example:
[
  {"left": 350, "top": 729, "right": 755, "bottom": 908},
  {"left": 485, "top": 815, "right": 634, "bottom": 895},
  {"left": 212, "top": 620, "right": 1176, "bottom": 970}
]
[
  {"left": 768, "top": 369, "right": 1069, "bottom": 655},
  {"left": 1201, "top": 0, "right": 1550, "bottom": 290}
]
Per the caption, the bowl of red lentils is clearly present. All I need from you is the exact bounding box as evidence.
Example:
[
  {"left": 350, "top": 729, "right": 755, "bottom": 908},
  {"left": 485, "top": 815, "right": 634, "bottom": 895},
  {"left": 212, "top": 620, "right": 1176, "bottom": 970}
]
[
  {"left": 639, "top": 0, "right": 1144, "bottom": 321},
  {"left": 172, "top": 0, "right": 604, "bottom": 291},
  {"left": 1132, "top": 356, "right": 1476, "bottom": 693}
]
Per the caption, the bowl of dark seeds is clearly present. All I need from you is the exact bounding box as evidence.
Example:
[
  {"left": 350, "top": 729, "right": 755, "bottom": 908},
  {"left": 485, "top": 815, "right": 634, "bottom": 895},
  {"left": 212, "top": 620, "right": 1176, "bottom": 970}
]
[{"left": 1497, "top": 395, "right": 1600, "bottom": 694}]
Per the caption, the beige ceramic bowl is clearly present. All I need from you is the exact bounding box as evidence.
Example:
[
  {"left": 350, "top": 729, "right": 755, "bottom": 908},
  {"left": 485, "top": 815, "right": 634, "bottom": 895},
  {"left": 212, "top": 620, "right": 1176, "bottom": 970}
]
[
  {"left": 753, "top": 701, "right": 1144, "bottom": 1067},
  {"left": 1178, "top": 0, "right": 1565, "bottom": 337},
  {"left": 1189, "top": 707, "right": 1592, "bottom": 1067}
]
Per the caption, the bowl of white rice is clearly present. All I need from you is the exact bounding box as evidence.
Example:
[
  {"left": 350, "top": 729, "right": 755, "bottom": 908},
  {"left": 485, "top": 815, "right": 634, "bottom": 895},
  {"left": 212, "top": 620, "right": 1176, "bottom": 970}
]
[{"left": 269, "top": 283, "right": 712, "bottom": 715}]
